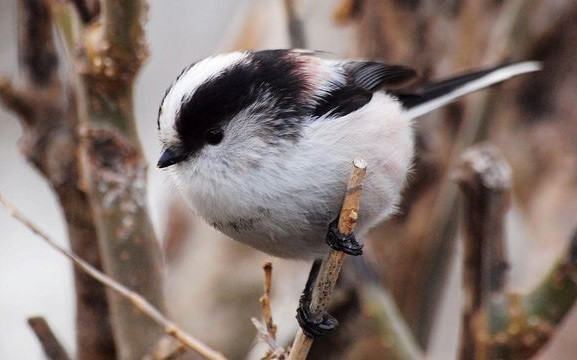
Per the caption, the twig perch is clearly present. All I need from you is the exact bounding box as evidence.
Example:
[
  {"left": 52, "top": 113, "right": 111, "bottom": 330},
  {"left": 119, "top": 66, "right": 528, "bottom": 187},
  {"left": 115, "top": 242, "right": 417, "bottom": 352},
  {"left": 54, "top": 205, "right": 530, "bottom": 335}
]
[
  {"left": 0, "top": 193, "right": 226, "bottom": 360},
  {"left": 27, "top": 317, "right": 71, "bottom": 360},
  {"left": 287, "top": 157, "right": 367, "bottom": 360}
]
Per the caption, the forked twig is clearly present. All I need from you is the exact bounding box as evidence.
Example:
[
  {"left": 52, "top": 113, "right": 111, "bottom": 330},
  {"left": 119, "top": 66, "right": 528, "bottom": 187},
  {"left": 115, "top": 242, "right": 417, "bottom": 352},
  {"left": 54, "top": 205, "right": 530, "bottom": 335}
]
[
  {"left": 0, "top": 193, "right": 226, "bottom": 360},
  {"left": 287, "top": 158, "right": 367, "bottom": 360},
  {"left": 253, "top": 261, "right": 288, "bottom": 359}
]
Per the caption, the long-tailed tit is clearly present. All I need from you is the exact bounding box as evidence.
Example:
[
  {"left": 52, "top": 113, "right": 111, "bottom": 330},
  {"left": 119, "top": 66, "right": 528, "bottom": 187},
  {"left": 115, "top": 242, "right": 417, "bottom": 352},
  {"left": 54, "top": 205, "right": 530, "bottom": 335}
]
[
  {"left": 157, "top": 49, "right": 539, "bottom": 337},
  {"left": 157, "top": 49, "right": 539, "bottom": 260}
]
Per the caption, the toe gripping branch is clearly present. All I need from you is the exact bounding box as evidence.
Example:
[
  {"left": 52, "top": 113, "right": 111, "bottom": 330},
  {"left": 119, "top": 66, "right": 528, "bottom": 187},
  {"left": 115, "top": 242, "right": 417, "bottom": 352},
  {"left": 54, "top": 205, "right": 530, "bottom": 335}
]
[
  {"left": 325, "top": 216, "right": 363, "bottom": 256},
  {"left": 296, "top": 259, "right": 339, "bottom": 338}
]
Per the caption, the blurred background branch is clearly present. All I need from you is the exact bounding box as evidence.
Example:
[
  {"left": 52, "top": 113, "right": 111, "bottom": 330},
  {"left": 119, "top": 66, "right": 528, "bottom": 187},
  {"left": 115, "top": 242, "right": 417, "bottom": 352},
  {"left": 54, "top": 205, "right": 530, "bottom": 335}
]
[
  {"left": 0, "top": 192, "right": 226, "bottom": 360},
  {"left": 27, "top": 316, "right": 71, "bottom": 360},
  {"left": 453, "top": 144, "right": 512, "bottom": 359},
  {"left": 0, "top": 0, "right": 116, "bottom": 358},
  {"left": 73, "top": 0, "right": 167, "bottom": 357},
  {"left": 454, "top": 144, "right": 577, "bottom": 359},
  {"left": 283, "top": 0, "right": 306, "bottom": 48}
]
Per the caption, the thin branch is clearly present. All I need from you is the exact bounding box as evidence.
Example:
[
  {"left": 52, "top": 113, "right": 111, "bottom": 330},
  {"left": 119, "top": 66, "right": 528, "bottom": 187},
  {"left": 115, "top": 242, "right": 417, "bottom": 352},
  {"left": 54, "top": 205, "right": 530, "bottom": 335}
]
[
  {"left": 27, "top": 317, "right": 71, "bottom": 360},
  {"left": 288, "top": 157, "right": 367, "bottom": 360},
  {"left": 18, "top": 0, "right": 59, "bottom": 86},
  {"left": 254, "top": 262, "right": 287, "bottom": 359},
  {"left": 283, "top": 0, "right": 306, "bottom": 48},
  {"left": 250, "top": 318, "right": 288, "bottom": 359},
  {"left": 453, "top": 143, "right": 512, "bottom": 360},
  {"left": 333, "top": 0, "right": 362, "bottom": 24},
  {"left": 0, "top": 193, "right": 226, "bottom": 360},
  {"left": 0, "top": 77, "right": 33, "bottom": 122},
  {"left": 69, "top": 0, "right": 99, "bottom": 23},
  {"left": 146, "top": 336, "right": 186, "bottom": 360},
  {"left": 357, "top": 284, "right": 424, "bottom": 360},
  {"left": 259, "top": 261, "right": 277, "bottom": 340}
]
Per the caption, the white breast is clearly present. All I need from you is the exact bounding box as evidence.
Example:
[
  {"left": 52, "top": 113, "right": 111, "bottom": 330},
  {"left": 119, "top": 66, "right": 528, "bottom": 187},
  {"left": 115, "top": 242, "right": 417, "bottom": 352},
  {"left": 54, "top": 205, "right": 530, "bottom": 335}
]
[{"left": 170, "top": 92, "right": 414, "bottom": 259}]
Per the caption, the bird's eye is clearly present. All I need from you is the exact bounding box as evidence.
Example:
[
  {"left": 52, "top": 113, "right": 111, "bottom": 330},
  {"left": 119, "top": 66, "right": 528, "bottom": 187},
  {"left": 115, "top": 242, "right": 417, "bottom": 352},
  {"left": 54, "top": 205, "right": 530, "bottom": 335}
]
[{"left": 205, "top": 128, "right": 224, "bottom": 145}]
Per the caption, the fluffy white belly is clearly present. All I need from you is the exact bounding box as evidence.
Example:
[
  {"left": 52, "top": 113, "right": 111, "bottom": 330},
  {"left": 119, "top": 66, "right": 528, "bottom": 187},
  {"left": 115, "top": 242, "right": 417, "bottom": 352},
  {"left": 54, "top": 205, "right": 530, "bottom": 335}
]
[{"left": 173, "top": 93, "right": 414, "bottom": 259}]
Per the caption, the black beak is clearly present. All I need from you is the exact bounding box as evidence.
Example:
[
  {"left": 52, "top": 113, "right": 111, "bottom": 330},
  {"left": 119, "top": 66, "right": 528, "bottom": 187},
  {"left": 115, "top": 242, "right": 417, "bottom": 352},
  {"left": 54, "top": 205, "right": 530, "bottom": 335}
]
[{"left": 157, "top": 148, "right": 187, "bottom": 168}]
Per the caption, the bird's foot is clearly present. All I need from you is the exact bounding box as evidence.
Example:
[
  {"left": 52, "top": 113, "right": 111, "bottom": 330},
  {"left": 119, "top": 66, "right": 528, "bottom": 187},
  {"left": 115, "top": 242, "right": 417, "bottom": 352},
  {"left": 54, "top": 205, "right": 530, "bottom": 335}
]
[
  {"left": 296, "top": 291, "right": 338, "bottom": 338},
  {"left": 325, "top": 217, "right": 363, "bottom": 256}
]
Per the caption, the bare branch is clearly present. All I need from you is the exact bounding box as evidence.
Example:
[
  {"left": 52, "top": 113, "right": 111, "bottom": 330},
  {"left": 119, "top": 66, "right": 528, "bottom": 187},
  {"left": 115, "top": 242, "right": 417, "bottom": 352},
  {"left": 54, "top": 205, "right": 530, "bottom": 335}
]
[
  {"left": 0, "top": 193, "right": 227, "bottom": 360},
  {"left": 288, "top": 158, "right": 367, "bottom": 360},
  {"left": 259, "top": 261, "right": 277, "bottom": 340},
  {"left": 0, "top": 78, "right": 33, "bottom": 122},
  {"left": 74, "top": 0, "right": 166, "bottom": 356},
  {"left": 358, "top": 284, "right": 424, "bottom": 359},
  {"left": 251, "top": 318, "right": 288, "bottom": 359},
  {"left": 69, "top": 0, "right": 99, "bottom": 23},
  {"left": 146, "top": 336, "right": 186, "bottom": 360},
  {"left": 18, "top": 0, "right": 59, "bottom": 86},
  {"left": 333, "top": 0, "right": 362, "bottom": 24},
  {"left": 453, "top": 144, "right": 512, "bottom": 360},
  {"left": 27, "top": 317, "right": 71, "bottom": 360},
  {"left": 283, "top": 0, "right": 306, "bottom": 48}
]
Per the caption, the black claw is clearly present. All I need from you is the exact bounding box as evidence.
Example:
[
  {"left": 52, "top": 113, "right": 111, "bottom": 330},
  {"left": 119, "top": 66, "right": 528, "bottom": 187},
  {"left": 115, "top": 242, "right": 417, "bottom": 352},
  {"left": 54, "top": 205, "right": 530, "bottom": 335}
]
[
  {"left": 295, "top": 259, "right": 339, "bottom": 338},
  {"left": 325, "top": 217, "right": 363, "bottom": 256},
  {"left": 296, "top": 299, "right": 339, "bottom": 338}
]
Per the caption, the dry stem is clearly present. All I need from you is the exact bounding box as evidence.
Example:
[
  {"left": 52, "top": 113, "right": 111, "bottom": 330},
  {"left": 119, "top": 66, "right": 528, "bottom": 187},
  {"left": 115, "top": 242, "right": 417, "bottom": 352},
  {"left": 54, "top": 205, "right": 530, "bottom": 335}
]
[
  {"left": 146, "top": 336, "right": 187, "bottom": 360},
  {"left": 27, "top": 317, "right": 71, "bottom": 360},
  {"left": 0, "top": 193, "right": 226, "bottom": 360},
  {"left": 259, "top": 261, "right": 277, "bottom": 339},
  {"left": 287, "top": 157, "right": 367, "bottom": 360},
  {"left": 251, "top": 318, "right": 288, "bottom": 359}
]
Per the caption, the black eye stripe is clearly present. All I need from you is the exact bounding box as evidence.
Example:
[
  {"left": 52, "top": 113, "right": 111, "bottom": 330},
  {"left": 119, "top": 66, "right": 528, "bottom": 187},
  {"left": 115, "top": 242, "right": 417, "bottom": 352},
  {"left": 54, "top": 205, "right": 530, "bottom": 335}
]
[{"left": 174, "top": 50, "right": 308, "bottom": 153}]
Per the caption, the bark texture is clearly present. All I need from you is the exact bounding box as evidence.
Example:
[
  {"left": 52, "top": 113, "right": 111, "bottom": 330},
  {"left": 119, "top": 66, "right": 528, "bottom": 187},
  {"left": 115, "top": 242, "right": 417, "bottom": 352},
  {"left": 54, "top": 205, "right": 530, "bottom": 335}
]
[{"left": 0, "top": 0, "right": 116, "bottom": 358}]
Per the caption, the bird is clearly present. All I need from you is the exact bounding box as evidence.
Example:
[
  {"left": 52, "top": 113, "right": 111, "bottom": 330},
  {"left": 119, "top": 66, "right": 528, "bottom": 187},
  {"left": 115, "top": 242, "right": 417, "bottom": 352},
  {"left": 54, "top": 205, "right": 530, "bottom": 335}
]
[
  {"left": 156, "top": 49, "right": 539, "bottom": 336},
  {"left": 157, "top": 49, "right": 539, "bottom": 259}
]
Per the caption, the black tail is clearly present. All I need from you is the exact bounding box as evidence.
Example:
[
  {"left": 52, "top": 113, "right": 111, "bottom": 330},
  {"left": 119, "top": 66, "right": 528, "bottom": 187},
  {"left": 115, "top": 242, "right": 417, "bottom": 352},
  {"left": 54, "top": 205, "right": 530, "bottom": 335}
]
[{"left": 393, "top": 62, "right": 541, "bottom": 119}]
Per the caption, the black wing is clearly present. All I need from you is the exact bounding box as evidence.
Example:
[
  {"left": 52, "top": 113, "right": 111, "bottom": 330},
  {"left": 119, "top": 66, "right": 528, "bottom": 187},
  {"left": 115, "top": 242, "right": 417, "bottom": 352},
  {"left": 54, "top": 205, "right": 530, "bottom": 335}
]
[
  {"left": 312, "top": 61, "right": 417, "bottom": 118},
  {"left": 344, "top": 61, "right": 417, "bottom": 91}
]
